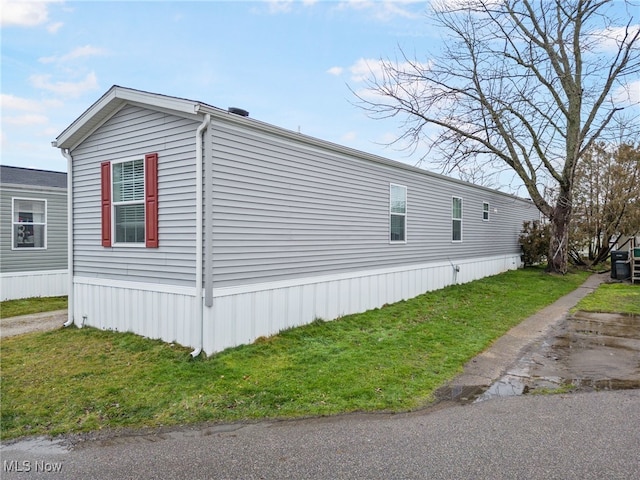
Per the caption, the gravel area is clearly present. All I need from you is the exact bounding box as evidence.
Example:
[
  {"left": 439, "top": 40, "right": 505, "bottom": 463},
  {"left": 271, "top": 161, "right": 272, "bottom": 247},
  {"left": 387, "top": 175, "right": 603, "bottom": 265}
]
[{"left": 0, "top": 310, "right": 68, "bottom": 338}]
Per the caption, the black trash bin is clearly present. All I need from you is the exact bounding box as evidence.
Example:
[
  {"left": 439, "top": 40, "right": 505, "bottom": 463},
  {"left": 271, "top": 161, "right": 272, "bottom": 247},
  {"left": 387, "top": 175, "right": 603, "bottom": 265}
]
[
  {"left": 616, "top": 261, "right": 631, "bottom": 280},
  {"left": 611, "top": 251, "right": 629, "bottom": 279}
]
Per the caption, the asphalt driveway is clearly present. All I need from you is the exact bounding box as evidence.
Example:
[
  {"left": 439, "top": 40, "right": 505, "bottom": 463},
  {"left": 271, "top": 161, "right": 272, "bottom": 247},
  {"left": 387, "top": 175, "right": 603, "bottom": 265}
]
[{"left": 2, "top": 389, "right": 639, "bottom": 479}]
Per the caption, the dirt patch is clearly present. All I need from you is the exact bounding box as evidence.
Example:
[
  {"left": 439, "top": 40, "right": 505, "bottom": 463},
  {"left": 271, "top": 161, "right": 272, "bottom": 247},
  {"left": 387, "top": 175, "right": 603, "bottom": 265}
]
[{"left": 0, "top": 310, "right": 68, "bottom": 338}]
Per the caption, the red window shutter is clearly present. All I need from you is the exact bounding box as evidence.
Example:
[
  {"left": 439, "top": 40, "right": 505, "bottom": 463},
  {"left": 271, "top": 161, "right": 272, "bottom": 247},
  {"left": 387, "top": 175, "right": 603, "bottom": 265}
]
[
  {"left": 100, "top": 161, "right": 112, "bottom": 247},
  {"left": 145, "top": 153, "right": 159, "bottom": 248}
]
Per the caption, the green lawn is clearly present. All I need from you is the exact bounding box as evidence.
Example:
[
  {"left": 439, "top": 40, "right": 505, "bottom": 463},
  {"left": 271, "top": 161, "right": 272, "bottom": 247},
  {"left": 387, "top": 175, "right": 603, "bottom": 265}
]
[
  {"left": 574, "top": 282, "right": 640, "bottom": 315},
  {"left": 0, "top": 296, "right": 68, "bottom": 319},
  {"left": 1, "top": 267, "right": 590, "bottom": 440}
]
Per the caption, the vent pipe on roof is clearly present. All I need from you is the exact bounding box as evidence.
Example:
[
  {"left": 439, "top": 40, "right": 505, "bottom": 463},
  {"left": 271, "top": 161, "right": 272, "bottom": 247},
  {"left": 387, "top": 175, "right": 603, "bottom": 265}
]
[{"left": 228, "top": 107, "right": 249, "bottom": 117}]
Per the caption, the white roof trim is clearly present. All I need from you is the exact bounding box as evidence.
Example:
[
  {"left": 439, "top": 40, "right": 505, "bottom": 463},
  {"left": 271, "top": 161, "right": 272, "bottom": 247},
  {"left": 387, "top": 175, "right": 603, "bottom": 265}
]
[
  {"left": 53, "top": 86, "right": 203, "bottom": 149},
  {"left": 52, "top": 85, "right": 532, "bottom": 202}
]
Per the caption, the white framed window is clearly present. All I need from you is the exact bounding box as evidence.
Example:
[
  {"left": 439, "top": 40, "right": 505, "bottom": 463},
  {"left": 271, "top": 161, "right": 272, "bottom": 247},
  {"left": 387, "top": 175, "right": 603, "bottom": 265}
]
[
  {"left": 390, "top": 183, "right": 407, "bottom": 243},
  {"left": 452, "top": 196, "right": 463, "bottom": 242},
  {"left": 12, "top": 198, "right": 47, "bottom": 249},
  {"left": 112, "top": 158, "right": 146, "bottom": 245},
  {"left": 483, "top": 202, "right": 490, "bottom": 221},
  {"left": 102, "top": 153, "right": 158, "bottom": 248}
]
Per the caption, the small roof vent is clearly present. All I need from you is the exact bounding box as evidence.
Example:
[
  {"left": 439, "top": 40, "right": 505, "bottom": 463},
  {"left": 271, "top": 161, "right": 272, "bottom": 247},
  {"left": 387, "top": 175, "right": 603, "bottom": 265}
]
[{"left": 228, "top": 107, "right": 249, "bottom": 117}]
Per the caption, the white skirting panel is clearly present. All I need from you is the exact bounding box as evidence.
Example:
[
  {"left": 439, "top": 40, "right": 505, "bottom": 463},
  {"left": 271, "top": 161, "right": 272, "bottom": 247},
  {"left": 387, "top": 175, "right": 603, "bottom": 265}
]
[
  {"left": 71, "top": 254, "right": 521, "bottom": 355},
  {"left": 73, "top": 277, "right": 199, "bottom": 350},
  {"left": 203, "top": 254, "right": 522, "bottom": 355},
  {"left": 1, "top": 270, "right": 68, "bottom": 301}
]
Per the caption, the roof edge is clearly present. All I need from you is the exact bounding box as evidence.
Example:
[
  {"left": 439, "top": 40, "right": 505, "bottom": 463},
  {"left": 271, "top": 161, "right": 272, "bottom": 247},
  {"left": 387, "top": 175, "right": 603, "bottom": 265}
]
[
  {"left": 52, "top": 86, "right": 532, "bottom": 202},
  {"left": 53, "top": 86, "right": 204, "bottom": 149}
]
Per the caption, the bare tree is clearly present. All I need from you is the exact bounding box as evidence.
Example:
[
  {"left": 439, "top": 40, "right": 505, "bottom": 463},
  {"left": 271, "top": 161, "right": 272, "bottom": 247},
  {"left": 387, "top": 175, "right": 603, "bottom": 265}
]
[
  {"left": 570, "top": 142, "right": 640, "bottom": 265},
  {"left": 354, "top": 0, "right": 640, "bottom": 273}
]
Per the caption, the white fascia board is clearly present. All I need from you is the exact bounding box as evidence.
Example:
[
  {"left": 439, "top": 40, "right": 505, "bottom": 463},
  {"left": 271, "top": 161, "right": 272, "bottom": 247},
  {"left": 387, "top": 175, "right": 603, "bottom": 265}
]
[
  {"left": 0, "top": 183, "right": 66, "bottom": 193},
  {"left": 53, "top": 86, "right": 121, "bottom": 149},
  {"left": 53, "top": 86, "right": 203, "bottom": 150},
  {"left": 114, "top": 86, "right": 202, "bottom": 116}
]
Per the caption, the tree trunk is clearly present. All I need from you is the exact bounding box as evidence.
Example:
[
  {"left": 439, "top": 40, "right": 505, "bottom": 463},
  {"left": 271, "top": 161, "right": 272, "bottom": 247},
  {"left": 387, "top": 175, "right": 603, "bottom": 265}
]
[{"left": 547, "top": 194, "right": 572, "bottom": 274}]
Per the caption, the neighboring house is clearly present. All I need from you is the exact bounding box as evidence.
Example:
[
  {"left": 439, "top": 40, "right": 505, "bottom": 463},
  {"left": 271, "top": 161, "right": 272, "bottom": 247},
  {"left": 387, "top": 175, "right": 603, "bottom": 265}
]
[
  {"left": 0, "top": 165, "right": 68, "bottom": 301},
  {"left": 53, "top": 85, "right": 539, "bottom": 355}
]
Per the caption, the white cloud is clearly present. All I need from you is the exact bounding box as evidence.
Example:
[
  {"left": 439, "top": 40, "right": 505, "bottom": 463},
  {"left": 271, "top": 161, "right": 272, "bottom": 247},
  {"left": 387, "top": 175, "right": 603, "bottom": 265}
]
[
  {"left": 0, "top": 0, "right": 62, "bottom": 28},
  {"left": 335, "top": 0, "right": 423, "bottom": 21},
  {"left": 4, "top": 114, "right": 49, "bottom": 126},
  {"left": 1, "top": 0, "right": 49, "bottom": 26},
  {"left": 429, "top": 0, "right": 503, "bottom": 14},
  {"left": 341, "top": 131, "right": 357, "bottom": 142},
  {"left": 47, "top": 21, "right": 63, "bottom": 33},
  {"left": 344, "top": 56, "right": 436, "bottom": 109},
  {"left": 0, "top": 93, "right": 63, "bottom": 111},
  {"left": 349, "top": 58, "right": 381, "bottom": 82},
  {"left": 264, "top": 0, "right": 317, "bottom": 14},
  {"left": 29, "top": 71, "right": 99, "bottom": 98},
  {"left": 1, "top": 93, "right": 42, "bottom": 111},
  {"left": 349, "top": 58, "right": 385, "bottom": 82},
  {"left": 266, "top": 0, "right": 295, "bottom": 14},
  {"left": 39, "top": 45, "right": 107, "bottom": 64},
  {"left": 261, "top": 0, "right": 421, "bottom": 19},
  {"left": 330, "top": 58, "right": 407, "bottom": 82},
  {"left": 613, "top": 80, "right": 640, "bottom": 105},
  {"left": 348, "top": 57, "right": 428, "bottom": 83},
  {"left": 41, "top": 126, "right": 59, "bottom": 137},
  {"left": 596, "top": 24, "right": 640, "bottom": 52}
]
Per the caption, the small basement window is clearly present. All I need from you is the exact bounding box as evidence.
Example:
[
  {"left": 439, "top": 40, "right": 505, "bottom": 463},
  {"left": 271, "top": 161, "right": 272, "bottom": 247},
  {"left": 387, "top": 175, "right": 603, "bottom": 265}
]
[
  {"left": 390, "top": 184, "right": 407, "bottom": 243},
  {"left": 12, "top": 198, "right": 46, "bottom": 249}
]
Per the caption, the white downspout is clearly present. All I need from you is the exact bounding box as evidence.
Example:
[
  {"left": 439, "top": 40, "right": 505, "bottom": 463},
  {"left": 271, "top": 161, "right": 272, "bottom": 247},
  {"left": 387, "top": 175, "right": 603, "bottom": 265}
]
[
  {"left": 61, "top": 148, "right": 74, "bottom": 327},
  {"left": 191, "top": 113, "right": 210, "bottom": 358}
]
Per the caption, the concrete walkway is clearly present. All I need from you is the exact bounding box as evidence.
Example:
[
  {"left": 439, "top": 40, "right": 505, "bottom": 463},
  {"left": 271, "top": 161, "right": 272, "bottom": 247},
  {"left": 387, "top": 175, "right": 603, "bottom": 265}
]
[{"left": 443, "top": 272, "right": 607, "bottom": 396}]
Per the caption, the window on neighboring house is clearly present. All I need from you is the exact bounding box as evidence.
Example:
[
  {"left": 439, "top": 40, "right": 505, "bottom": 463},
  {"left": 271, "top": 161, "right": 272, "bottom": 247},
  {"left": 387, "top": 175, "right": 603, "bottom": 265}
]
[
  {"left": 483, "top": 202, "right": 490, "bottom": 221},
  {"left": 101, "top": 153, "right": 158, "bottom": 248},
  {"left": 452, "top": 197, "right": 463, "bottom": 242},
  {"left": 390, "top": 184, "right": 407, "bottom": 243},
  {"left": 12, "top": 198, "right": 46, "bottom": 249}
]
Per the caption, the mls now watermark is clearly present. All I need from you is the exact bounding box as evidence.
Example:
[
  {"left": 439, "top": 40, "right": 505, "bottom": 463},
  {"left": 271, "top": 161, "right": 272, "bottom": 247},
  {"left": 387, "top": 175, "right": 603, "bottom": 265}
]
[{"left": 4, "top": 460, "right": 63, "bottom": 473}]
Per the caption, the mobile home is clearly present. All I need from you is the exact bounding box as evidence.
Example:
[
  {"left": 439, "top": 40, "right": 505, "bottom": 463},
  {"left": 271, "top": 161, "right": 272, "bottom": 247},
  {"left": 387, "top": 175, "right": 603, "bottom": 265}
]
[
  {"left": 0, "top": 165, "right": 68, "bottom": 300},
  {"left": 53, "top": 86, "right": 538, "bottom": 355}
]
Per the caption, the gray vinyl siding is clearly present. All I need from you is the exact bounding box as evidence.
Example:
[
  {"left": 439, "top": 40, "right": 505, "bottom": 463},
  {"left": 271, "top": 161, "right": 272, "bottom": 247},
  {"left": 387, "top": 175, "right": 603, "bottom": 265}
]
[
  {"left": 70, "top": 102, "right": 538, "bottom": 290},
  {"left": 70, "top": 105, "right": 200, "bottom": 287},
  {"left": 209, "top": 120, "right": 539, "bottom": 288},
  {"left": 0, "top": 184, "right": 67, "bottom": 273}
]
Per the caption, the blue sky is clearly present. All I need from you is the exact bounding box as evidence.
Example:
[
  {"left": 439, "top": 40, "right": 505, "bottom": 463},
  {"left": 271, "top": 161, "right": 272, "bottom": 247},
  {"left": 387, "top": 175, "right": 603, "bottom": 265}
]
[
  {"left": 2, "top": 0, "right": 444, "bottom": 173},
  {"left": 1, "top": 0, "right": 638, "bottom": 189}
]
